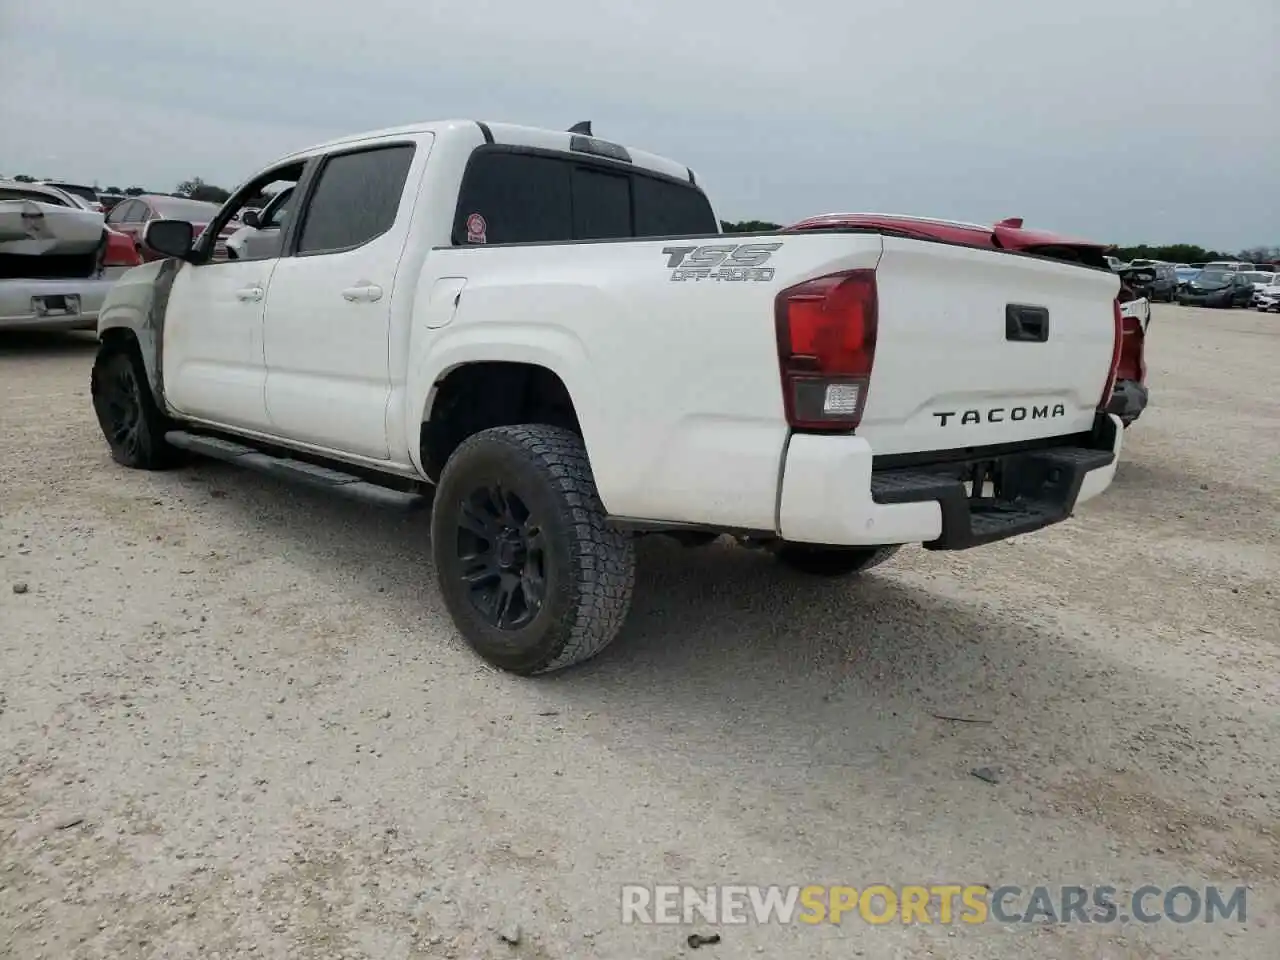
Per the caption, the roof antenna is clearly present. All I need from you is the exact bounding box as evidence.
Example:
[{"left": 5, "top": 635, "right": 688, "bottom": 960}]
[{"left": 567, "top": 121, "right": 592, "bottom": 136}]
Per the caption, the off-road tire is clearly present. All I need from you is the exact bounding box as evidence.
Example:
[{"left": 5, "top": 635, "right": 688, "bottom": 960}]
[
  {"left": 774, "top": 544, "right": 902, "bottom": 577},
  {"left": 90, "top": 342, "right": 180, "bottom": 470},
  {"left": 430, "top": 424, "right": 636, "bottom": 675}
]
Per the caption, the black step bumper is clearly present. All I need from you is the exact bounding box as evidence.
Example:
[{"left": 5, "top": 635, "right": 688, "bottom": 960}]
[{"left": 869, "top": 415, "right": 1119, "bottom": 551}]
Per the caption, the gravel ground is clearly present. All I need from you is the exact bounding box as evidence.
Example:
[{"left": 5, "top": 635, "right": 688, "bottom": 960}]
[{"left": 2, "top": 304, "right": 1277, "bottom": 959}]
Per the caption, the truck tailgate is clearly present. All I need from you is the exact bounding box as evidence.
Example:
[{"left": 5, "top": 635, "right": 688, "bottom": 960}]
[{"left": 859, "top": 236, "right": 1120, "bottom": 456}]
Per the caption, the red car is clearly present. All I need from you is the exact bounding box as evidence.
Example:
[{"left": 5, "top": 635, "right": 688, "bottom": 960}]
[
  {"left": 782, "top": 214, "right": 1148, "bottom": 427},
  {"left": 103, "top": 227, "right": 142, "bottom": 276},
  {"left": 104, "top": 194, "right": 236, "bottom": 261}
]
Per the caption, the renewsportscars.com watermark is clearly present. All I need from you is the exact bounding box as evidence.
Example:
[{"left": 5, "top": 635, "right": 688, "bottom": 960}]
[{"left": 621, "top": 884, "right": 1248, "bottom": 926}]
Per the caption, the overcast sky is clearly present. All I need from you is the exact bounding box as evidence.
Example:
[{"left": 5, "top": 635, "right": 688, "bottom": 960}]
[{"left": 2, "top": 0, "right": 1276, "bottom": 249}]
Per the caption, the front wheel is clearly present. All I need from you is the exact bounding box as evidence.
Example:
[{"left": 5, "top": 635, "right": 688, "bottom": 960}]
[
  {"left": 774, "top": 544, "right": 901, "bottom": 577},
  {"left": 90, "top": 343, "right": 179, "bottom": 469},
  {"left": 430, "top": 425, "right": 637, "bottom": 675}
]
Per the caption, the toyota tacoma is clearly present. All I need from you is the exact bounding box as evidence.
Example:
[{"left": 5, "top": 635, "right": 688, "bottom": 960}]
[{"left": 90, "top": 120, "right": 1126, "bottom": 675}]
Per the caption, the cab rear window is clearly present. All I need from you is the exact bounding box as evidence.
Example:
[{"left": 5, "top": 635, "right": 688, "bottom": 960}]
[{"left": 452, "top": 149, "right": 715, "bottom": 245}]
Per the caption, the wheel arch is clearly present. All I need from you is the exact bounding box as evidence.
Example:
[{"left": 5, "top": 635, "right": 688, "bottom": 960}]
[
  {"left": 418, "top": 359, "right": 583, "bottom": 483},
  {"left": 96, "top": 257, "right": 184, "bottom": 407}
]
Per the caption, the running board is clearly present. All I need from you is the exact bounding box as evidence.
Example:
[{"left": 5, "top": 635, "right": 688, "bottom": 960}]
[{"left": 165, "top": 431, "right": 429, "bottom": 511}]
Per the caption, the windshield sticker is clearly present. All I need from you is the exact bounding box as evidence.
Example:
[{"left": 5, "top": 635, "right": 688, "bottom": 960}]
[{"left": 465, "top": 213, "right": 487, "bottom": 244}]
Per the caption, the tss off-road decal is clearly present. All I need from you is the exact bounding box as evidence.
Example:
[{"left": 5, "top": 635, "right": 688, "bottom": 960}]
[{"left": 661, "top": 242, "right": 783, "bottom": 282}]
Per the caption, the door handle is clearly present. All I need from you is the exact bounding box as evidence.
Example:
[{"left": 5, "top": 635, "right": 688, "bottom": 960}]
[
  {"left": 235, "top": 285, "right": 264, "bottom": 302},
  {"left": 342, "top": 283, "right": 383, "bottom": 303}
]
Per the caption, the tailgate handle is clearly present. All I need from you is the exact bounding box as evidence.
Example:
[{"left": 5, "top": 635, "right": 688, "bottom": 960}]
[{"left": 1006, "top": 304, "right": 1050, "bottom": 343}]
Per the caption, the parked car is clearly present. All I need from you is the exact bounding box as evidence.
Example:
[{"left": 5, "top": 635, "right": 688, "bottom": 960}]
[
  {"left": 40, "top": 181, "right": 104, "bottom": 213},
  {"left": 1203, "top": 261, "right": 1255, "bottom": 273},
  {"left": 1, "top": 179, "right": 139, "bottom": 331},
  {"left": 1242, "top": 271, "right": 1277, "bottom": 305},
  {"left": 1173, "top": 264, "right": 1200, "bottom": 291},
  {"left": 89, "top": 120, "right": 1125, "bottom": 676},
  {"left": 105, "top": 195, "right": 234, "bottom": 261},
  {"left": 1137, "top": 262, "right": 1178, "bottom": 301},
  {"left": 1256, "top": 280, "right": 1280, "bottom": 313},
  {"left": 1178, "top": 268, "right": 1256, "bottom": 308},
  {"left": 784, "top": 213, "right": 1150, "bottom": 426}
]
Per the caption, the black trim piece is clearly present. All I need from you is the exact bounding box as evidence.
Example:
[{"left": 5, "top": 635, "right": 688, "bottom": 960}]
[
  {"left": 569, "top": 135, "right": 632, "bottom": 163},
  {"left": 476, "top": 121, "right": 494, "bottom": 144},
  {"left": 871, "top": 431, "right": 1094, "bottom": 471},
  {"left": 609, "top": 517, "right": 775, "bottom": 539},
  {"left": 687, "top": 167, "right": 696, "bottom": 185},
  {"left": 1105, "top": 379, "right": 1149, "bottom": 425},
  {"left": 165, "top": 431, "right": 429, "bottom": 511},
  {"left": 1005, "top": 304, "right": 1050, "bottom": 343}
]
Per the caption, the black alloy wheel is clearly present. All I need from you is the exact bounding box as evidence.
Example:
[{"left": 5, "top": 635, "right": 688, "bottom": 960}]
[
  {"left": 455, "top": 481, "right": 547, "bottom": 630},
  {"left": 430, "top": 424, "right": 636, "bottom": 675},
  {"left": 90, "top": 345, "right": 178, "bottom": 469}
]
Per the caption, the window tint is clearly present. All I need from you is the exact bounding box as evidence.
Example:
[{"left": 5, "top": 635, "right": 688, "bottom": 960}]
[
  {"left": 453, "top": 150, "right": 717, "bottom": 245},
  {"left": 454, "top": 153, "right": 572, "bottom": 244},
  {"left": 572, "top": 168, "right": 631, "bottom": 240},
  {"left": 297, "top": 145, "right": 415, "bottom": 254}
]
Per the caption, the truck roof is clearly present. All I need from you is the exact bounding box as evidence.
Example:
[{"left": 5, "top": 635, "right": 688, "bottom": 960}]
[{"left": 278, "top": 119, "right": 698, "bottom": 187}]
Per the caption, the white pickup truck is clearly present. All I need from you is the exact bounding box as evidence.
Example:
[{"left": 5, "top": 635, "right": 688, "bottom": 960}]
[{"left": 91, "top": 119, "right": 1125, "bottom": 675}]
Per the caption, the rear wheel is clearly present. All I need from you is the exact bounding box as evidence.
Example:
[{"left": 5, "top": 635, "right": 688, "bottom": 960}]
[
  {"left": 430, "top": 425, "right": 636, "bottom": 675},
  {"left": 90, "top": 343, "right": 179, "bottom": 470},
  {"left": 774, "top": 544, "right": 901, "bottom": 577}
]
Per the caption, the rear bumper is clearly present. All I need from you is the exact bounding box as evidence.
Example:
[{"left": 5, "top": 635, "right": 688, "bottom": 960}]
[
  {"left": 1106, "top": 379, "right": 1149, "bottom": 425},
  {"left": 777, "top": 414, "right": 1123, "bottom": 550},
  {"left": 0, "top": 275, "right": 115, "bottom": 331}
]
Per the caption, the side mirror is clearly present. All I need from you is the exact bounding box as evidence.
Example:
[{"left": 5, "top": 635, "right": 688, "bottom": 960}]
[
  {"left": 242, "top": 209, "right": 261, "bottom": 229},
  {"left": 143, "top": 219, "right": 194, "bottom": 260}
]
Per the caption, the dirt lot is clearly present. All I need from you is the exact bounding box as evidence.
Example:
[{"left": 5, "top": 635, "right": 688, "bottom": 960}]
[{"left": 1, "top": 304, "right": 1277, "bottom": 959}]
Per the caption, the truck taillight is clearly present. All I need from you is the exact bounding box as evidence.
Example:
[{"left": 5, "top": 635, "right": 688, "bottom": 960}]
[
  {"left": 774, "top": 269, "right": 878, "bottom": 431},
  {"left": 1100, "top": 299, "right": 1124, "bottom": 409}
]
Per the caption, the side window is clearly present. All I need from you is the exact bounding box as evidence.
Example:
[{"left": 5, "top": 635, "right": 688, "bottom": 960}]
[
  {"left": 453, "top": 152, "right": 572, "bottom": 245},
  {"left": 453, "top": 150, "right": 718, "bottom": 245},
  {"left": 262, "top": 187, "right": 293, "bottom": 229},
  {"left": 633, "top": 175, "right": 718, "bottom": 237},
  {"left": 572, "top": 168, "right": 631, "bottom": 240},
  {"left": 296, "top": 144, "right": 415, "bottom": 254}
]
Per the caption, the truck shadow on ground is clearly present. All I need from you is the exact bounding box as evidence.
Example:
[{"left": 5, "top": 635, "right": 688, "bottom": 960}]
[
  {"left": 174, "top": 459, "right": 1277, "bottom": 886},
  {"left": 0, "top": 331, "right": 97, "bottom": 357}
]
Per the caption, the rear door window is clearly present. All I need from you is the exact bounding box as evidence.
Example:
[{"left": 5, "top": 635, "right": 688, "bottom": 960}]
[
  {"left": 453, "top": 153, "right": 572, "bottom": 245},
  {"left": 453, "top": 150, "right": 716, "bottom": 245},
  {"left": 296, "top": 144, "right": 415, "bottom": 254}
]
